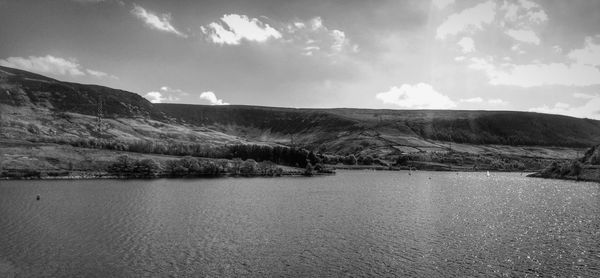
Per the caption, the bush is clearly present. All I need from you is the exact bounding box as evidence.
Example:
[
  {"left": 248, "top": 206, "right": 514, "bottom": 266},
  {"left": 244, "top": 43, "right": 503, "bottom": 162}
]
[
  {"left": 343, "top": 154, "right": 357, "bottom": 165},
  {"left": 134, "top": 159, "right": 161, "bottom": 178},
  {"left": 240, "top": 159, "right": 258, "bottom": 176}
]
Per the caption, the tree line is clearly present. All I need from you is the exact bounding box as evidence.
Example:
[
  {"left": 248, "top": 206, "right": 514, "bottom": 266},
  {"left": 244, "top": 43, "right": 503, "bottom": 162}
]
[
  {"left": 28, "top": 136, "right": 376, "bottom": 167},
  {"left": 106, "top": 155, "right": 286, "bottom": 178}
]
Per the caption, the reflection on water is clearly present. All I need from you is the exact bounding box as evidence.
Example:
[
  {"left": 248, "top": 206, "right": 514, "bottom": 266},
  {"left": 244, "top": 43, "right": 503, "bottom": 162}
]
[{"left": 1, "top": 171, "right": 599, "bottom": 277}]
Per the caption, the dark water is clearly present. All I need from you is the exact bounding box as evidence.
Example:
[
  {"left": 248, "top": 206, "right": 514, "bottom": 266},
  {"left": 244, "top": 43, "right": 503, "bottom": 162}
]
[{"left": 1, "top": 171, "right": 599, "bottom": 277}]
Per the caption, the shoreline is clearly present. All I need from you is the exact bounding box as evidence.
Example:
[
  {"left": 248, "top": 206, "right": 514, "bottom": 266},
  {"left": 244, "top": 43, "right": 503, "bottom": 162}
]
[
  {"left": 0, "top": 170, "right": 336, "bottom": 181},
  {"left": 0, "top": 168, "right": 538, "bottom": 181}
]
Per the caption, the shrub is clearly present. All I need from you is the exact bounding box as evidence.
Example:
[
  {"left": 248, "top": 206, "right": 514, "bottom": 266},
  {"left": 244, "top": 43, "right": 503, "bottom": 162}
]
[{"left": 343, "top": 154, "right": 357, "bottom": 165}]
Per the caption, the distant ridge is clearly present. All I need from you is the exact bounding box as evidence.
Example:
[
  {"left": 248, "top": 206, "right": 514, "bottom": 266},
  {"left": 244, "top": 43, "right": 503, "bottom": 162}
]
[
  {"left": 2, "top": 65, "right": 600, "bottom": 155},
  {"left": 157, "top": 104, "right": 600, "bottom": 149}
]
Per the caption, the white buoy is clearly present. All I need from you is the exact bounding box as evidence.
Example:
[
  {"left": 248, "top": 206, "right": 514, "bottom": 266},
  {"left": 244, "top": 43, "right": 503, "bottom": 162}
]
[{"left": 486, "top": 171, "right": 490, "bottom": 177}]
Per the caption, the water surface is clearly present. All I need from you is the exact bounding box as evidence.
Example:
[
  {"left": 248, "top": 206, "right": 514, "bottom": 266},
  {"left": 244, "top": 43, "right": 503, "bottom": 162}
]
[{"left": 1, "top": 171, "right": 599, "bottom": 277}]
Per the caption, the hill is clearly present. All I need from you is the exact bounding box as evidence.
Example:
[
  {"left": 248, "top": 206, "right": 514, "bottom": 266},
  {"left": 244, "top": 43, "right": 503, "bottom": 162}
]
[
  {"left": 0, "top": 66, "right": 165, "bottom": 120},
  {"left": 2, "top": 65, "right": 600, "bottom": 176},
  {"left": 157, "top": 104, "right": 600, "bottom": 157}
]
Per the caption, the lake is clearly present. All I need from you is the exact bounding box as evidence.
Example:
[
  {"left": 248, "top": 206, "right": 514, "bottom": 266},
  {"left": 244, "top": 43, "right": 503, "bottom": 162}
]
[{"left": 1, "top": 171, "right": 599, "bottom": 277}]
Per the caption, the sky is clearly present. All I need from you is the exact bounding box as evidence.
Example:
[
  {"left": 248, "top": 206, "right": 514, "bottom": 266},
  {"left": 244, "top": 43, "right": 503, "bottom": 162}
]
[{"left": 1, "top": 0, "right": 600, "bottom": 119}]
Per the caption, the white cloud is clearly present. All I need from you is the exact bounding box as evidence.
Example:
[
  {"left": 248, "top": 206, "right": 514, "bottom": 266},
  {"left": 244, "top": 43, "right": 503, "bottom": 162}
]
[
  {"left": 432, "top": 0, "right": 455, "bottom": 9},
  {"left": 459, "top": 97, "right": 483, "bottom": 103},
  {"left": 468, "top": 57, "right": 600, "bottom": 87},
  {"left": 131, "top": 4, "right": 187, "bottom": 38},
  {"left": 458, "top": 97, "right": 507, "bottom": 105},
  {"left": 529, "top": 97, "right": 600, "bottom": 120},
  {"left": 552, "top": 45, "right": 562, "bottom": 54},
  {"left": 143, "top": 91, "right": 180, "bottom": 103},
  {"left": 436, "top": 1, "right": 496, "bottom": 39},
  {"left": 488, "top": 98, "right": 508, "bottom": 105},
  {"left": 199, "top": 91, "right": 229, "bottom": 105},
  {"left": 376, "top": 83, "right": 456, "bottom": 109},
  {"left": 71, "top": 0, "right": 105, "bottom": 3},
  {"left": 286, "top": 17, "right": 356, "bottom": 55},
  {"left": 501, "top": 0, "right": 547, "bottom": 24},
  {"left": 331, "top": 30, "right": 347, "bottom": 52},
  {"left": 86, "top": 69, "right": 117, "bottom": 79},
  {"left": 0, "top": 55, "right": 114, "bottom": 79},
  {"left": 466, "top": 35, "right": 600, "bottom": 87},
  {"left": 457, "top": 37, "right": 475, "bottom": 53},
  {"left": 309, "top": 17, "right": 323, "bottom": 31},
  {"left": 142, "top": 86, "right": 189, "bottom": 103},
  {"left": 568, "top": 36, "right": 600, "bottom": 66},
  {"left": 201, "top": 14, "right": 281, "bottom": 45},
  {"left": 518, "top": 0, "right": 538, "bottom": 10},
  {"left": 0, "top": 55, "right": 84, "bottom": 76},
  {"left": 505, "top": 29, "right": 540, "bottom": 45},
  {"left": 573, "top": 92, "right": 597, "bottom": 99}
]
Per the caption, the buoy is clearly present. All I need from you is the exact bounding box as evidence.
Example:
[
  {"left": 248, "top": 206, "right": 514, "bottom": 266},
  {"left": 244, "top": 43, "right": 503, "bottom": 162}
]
[{"left": 36, "top": 195, "right": 40, "bottom": 201}]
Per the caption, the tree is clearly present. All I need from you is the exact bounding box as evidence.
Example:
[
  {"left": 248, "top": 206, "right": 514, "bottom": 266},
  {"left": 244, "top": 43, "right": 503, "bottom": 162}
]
[
  {"left": 134, "top": 158, "right": 161, "bottom": 178},
  {"left": 308, "top": 151, "right": 320, "bottom": 165},
  {"left": 304, "top": 162, "right": 314, "bottom": 176},
  {"left": 107, "top": 155, "right": 135, "bottom": 176},
  {"left": 396, "top": 155, "right": 409, "bottom": 166},
  {"left": 240, "top": 159, "right": 258, "bottom": 175},
  {"left": 361, "top": 155, "right": 374, "bottom": 165},
  {"left": 344, "top": 154, "right": 357, "bottom": 165},
  {"left": 231, "top": 158, "right": 243, "bottom": 175}
]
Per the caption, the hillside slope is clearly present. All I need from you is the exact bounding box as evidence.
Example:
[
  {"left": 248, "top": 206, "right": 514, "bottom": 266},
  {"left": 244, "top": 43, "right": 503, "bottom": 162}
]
[
  {"left": 2, "top": 65, "right": 599, "bottom": 165},
  {"left": 0, "top": 66, "right": 254, "bottom": 148},
  {"left": 0, "top": 66, "right": 165, "bottom": 120},
  {"left": 157, "top": 104, "right": 600, "bottom": 158}
]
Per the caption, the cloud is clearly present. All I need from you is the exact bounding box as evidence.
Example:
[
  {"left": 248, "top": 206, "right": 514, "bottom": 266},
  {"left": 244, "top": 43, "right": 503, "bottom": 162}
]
[
  {"left": 457, "top": 37, "right": 475, "bottom": 53},
  {"left": 286, "top": 17, "right": 357, "bottom": 56},
  {"left": 376, "top": 83, "right": 456, "bottom": 109},
  {"left": 529, "top": 97, "right": 600, "bottom": 120},
  {"left": 86, "top": 69, "right": 118, "bottom": 79},
  {"left": 487, "top": 98, "right": 508, "bottom": 105},
  {"left": 71, "top": 0, "right": 105, "bottom": 3},
  {"left": 432, "top": 0, "right": 455, "bottom": 10},
  {"left": 466, "top": 30, "right": 600, "bottom": 89},
  {"left": 573, "top": 92, "right": 597, "bottom": 99},
  {"left": 0, "top": 55, "right": 114, "bottom": 79},
  {"left": 142, "top": 86, "right": 188, "bottom": 103},
  {"left": 568, "top": 36, "right": 600, "bottom": 66},
  {"left": 459, "top": 97, "right": 483, "bottom": 103},
  {"left": 467, "top": 56, "right": 600, "bottom": 87},
  {"left": 201, "top": 14, "right": 281, "bottom": 45},
  {"left": 0, "top": 55, "right": 84, "bottom": 76},
  {"left": 505, "top": 29, "right": 540, "bottom": 45},
  {"left": 459, "top": 97, "right": 508, "bottom": 105},
  {"left": 199, "top": 91, "right": 229, "bottom": 105},
  {"left": 502, "top": 0, "right": 548, "bottom": 24},
  {"left": 131, "top": 4, "right": 187, "bottom": 37},
  {"left": 436, "top": 1, "right": 496, "bottom": 39},
  {"left": 143, "top": 91, "right": 171, "bottom": 103},
  {"left": 330, "top": 30, "right": 347, "bottom": 52},
  {"left": 466, "top": 35, "right": 600, "bottom": 87}
]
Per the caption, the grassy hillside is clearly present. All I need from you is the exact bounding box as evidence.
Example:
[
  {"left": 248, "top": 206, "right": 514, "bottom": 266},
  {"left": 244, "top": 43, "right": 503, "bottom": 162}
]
[
  {"left": 156, "top": 104, "right": 600, "bottom": 161},
  {"left": 158, "top": 104, "right": 600, "bottom": 149},
  {"left": 1, "top": 65, "right": 598, "bottom": 175},
  {"left": 0, "top": 66, "right": 165, "bottom": 120}
]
